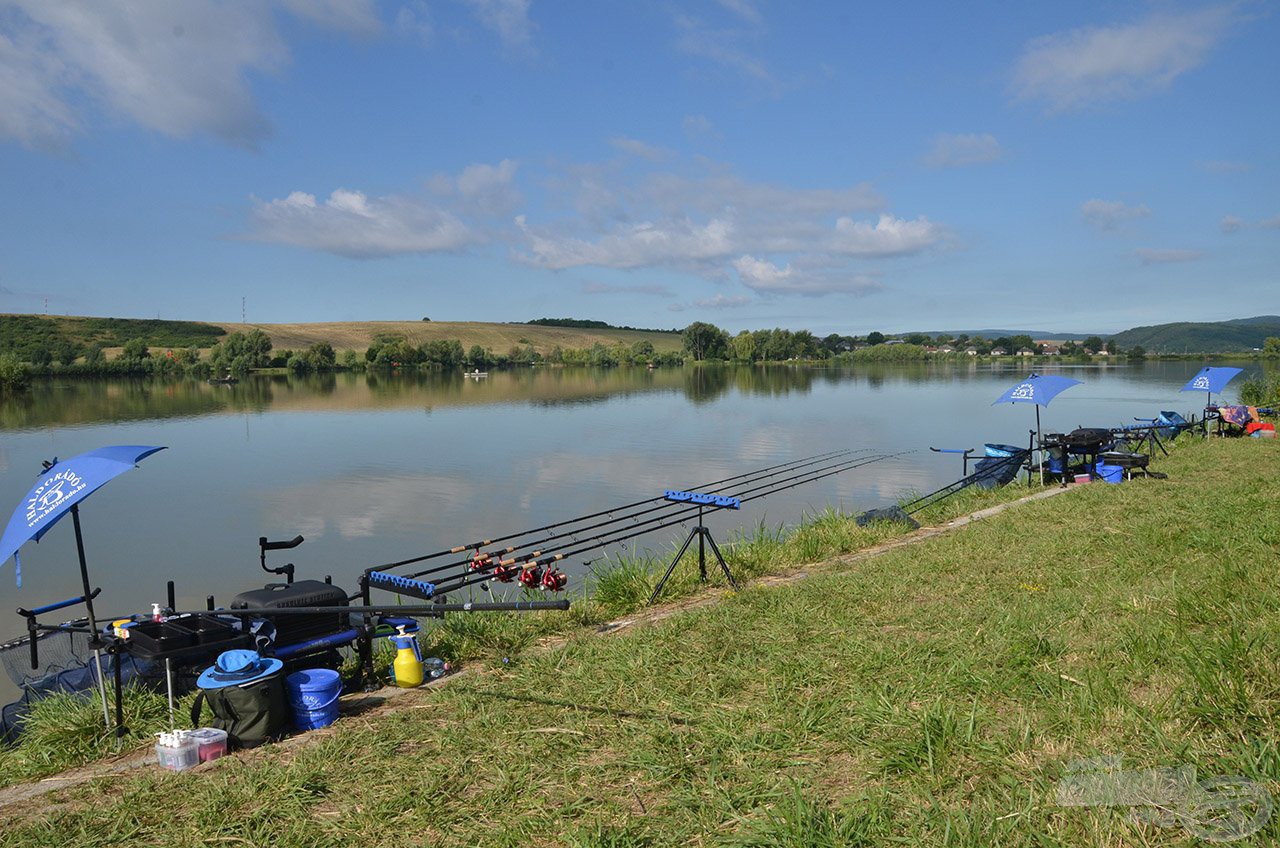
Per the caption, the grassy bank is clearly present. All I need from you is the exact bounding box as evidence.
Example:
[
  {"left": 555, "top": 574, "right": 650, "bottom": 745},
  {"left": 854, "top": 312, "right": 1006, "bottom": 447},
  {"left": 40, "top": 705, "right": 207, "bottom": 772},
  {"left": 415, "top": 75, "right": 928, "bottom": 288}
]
[{"left": 3, "top": 437, "right": 1277, "bottom": 846}]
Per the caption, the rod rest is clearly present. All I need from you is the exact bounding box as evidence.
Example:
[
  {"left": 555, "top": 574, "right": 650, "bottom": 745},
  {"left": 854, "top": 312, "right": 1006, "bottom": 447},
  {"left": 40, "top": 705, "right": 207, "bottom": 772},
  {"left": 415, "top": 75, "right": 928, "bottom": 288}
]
[{"left": 367, "top": 570, "right": 438, "bottom": 600}]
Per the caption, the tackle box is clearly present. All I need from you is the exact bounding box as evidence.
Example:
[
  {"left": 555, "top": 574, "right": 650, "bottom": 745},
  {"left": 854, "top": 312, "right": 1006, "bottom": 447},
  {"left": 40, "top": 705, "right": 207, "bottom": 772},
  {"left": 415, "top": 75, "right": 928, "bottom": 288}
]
[{"left": 230, "top": 580, "right": 349, "bottom": 648}]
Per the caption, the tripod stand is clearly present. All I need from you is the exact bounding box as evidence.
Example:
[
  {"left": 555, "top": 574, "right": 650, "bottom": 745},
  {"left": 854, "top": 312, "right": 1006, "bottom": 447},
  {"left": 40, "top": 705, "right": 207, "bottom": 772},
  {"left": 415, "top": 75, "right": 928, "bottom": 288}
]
[{"left": 648, "top": 503, "right": 739, "bottom": 604}]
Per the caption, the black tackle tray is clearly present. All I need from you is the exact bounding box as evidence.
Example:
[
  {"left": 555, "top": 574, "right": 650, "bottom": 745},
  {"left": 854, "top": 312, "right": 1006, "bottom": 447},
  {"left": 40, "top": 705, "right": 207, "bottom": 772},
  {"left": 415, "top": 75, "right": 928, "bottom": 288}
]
[
  {"left": 125, "top": 620, "right": 197, "bottom": 654},
  {"left": 124, "top": 615, "right": 250, "bottom": 660}
]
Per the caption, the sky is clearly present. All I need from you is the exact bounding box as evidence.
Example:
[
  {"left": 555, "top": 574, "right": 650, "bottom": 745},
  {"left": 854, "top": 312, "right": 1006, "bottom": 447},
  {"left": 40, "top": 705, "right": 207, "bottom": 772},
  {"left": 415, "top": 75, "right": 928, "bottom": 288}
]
[{"left": 0, "top": 1, "right": 1276, "bottom": 336}]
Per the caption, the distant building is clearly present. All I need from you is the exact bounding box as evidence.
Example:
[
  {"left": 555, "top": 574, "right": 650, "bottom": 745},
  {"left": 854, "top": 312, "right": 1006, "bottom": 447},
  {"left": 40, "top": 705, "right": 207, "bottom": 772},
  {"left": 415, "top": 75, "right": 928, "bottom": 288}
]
[
  {"left": 883, "top": 338, "right": 905, "bottom": 345},
  {"left": 938, "top": 345, "right": 955, "bottom": 353},
  {"left": 1039, "top": 343, "right": 1061, "bottom": 356},
  {"left": 1017, "top": 348, "right": 1035, "bottom": 356},
  {"left": 965, "top": 347, "right": 979, "bottom": 356},
  {"left": 991, "top": 348, "right": 1007, "bottom": 356}
]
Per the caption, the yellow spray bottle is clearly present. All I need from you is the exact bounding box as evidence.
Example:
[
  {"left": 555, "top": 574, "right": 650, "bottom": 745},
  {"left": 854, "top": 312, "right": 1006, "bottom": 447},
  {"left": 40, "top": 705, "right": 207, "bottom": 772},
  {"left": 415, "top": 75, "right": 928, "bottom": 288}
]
[{"left": 390, "top": 625, "right": 423, "bottom": 688}]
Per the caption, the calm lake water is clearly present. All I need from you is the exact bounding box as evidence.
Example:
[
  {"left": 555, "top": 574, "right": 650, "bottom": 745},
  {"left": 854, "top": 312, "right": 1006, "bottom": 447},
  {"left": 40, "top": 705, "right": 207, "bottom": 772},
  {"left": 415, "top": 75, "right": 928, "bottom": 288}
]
[{"left": 0, "top": 360, "right": 1266, "bottom": 632}]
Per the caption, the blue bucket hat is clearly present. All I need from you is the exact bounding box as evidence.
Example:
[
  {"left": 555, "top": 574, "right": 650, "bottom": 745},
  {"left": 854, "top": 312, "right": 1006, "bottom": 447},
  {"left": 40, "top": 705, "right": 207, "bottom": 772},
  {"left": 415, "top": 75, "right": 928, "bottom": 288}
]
[{"left": 197, "top": 649, "right": 283, "bottom": 690}]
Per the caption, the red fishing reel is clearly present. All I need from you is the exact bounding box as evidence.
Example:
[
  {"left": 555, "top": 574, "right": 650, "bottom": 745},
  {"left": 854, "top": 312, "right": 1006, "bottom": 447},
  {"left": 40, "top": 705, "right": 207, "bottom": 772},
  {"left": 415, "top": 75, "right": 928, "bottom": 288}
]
[
  {"left": 469, "top": 552, "right": 491, "bottom": 572},
  {"left": 493, "top": 562, "right": 519, "bottom": 583},
  {"left": 518, "top": 565, "right": 543, "bottom": 589},
  {"left": 540, "top": 568, "right": 568, "bottom": 592}
]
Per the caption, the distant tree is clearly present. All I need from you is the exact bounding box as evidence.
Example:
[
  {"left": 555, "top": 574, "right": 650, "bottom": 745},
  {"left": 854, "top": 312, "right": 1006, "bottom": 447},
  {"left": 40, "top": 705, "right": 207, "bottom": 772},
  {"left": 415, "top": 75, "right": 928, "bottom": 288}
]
[
  {"left": 682, "top": 322, "right": 729, "bottom": 361},
  {"left": 1128, "top": 346, "right": 1146, "bottom": 359},
  {"left": 121, "top": 338, "right": 150, "bottom": 361},
  {"left": 340, "top": 349, "right": 360, "bottom": 369},
  {"left": 84, "top": 344, "right": 104, "bottom": 366},
  {"left": 730, "top": 331, "right": 758, "bottom": 363},
  {"left": 421, "top": 317, "right": 431, "bottom": 322},
  {"left": 53, "top": 340, "right": 81, "bottom": 366},
  {"left": 630, "top": 340, "right": 654, "bottom": 361},
  {"left": 866, "top": 331, "right": 886, "bottom": 346},
  {"left": 1262, "top": 337, "right": 1280, "bottom": 356},
  {"left": 1083, "top": 336, "right": 1105, "bottom": 353},
  {"left": 0, "top": 353, "right": 29, "bottom": 390},
  {"left": 904, "top": 332, "right": 929, "bottom": 345}
]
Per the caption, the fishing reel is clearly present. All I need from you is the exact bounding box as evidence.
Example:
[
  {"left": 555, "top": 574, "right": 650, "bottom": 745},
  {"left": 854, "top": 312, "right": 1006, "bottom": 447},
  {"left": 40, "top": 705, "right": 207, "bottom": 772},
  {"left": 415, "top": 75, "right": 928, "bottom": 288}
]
[
  {"left": 492, "top": 562, "right": 519, "bottom": 583},
  {"left": 540, "top": 568, "right": 568, "bottom": 592},
  {"left": 517, "top": 565, "right": 542, "bottom": 589},
  {"left": 469, "top": 552, "right": 492, "bottom": 573}
]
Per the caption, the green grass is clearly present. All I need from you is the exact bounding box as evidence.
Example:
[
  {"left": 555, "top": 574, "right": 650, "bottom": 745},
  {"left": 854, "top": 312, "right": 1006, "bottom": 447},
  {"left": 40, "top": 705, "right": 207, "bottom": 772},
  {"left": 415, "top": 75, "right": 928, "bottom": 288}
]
[{"left": 3, "top": 437, "right": 1276, "bottom": 847}]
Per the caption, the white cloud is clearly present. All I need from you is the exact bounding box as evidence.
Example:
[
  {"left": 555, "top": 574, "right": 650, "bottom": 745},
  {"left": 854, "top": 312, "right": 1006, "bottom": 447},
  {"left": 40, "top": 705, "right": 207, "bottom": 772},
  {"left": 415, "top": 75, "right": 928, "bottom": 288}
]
[
  {"left": 0, "top": 26, "right": 78, "bottom": 149},
  {"left": 464, "top": 0, "right": 535, "bottom": 51},
  {"left": 714, "top": 0, "right": 763, "bottom": 26},
  {"left": 682, "top": 114, "right": 720, "bottom": 141},
  {"left": 394, "top": 1, "right": 434, "bottom": 45},
  {"left": 734, "top": 254, "right": 882, "bottom": 296},
  {"left": 1012, "top": 6, "right": 1237, "bottom": 111},
  {"left": 610, "top": 136, "right": 673, "bottom": 162},
  {"left": 693, "top": 293, "right": 752, "bottom": 309},
  {"left": 249, "top": 188, "right": 475, "bottom": 257},
  {"left": 519, "top": 216, "right": 736, "bottom": 270},
  {"left": 582, "top": 281, "right": 675, "bottom": 298},
  {"left": 449, "top": 158, "right": 522, "bottom": 215},
  {"left": 1135, "top": 247, "right": 1203, "bottom": 265},
  {"left": 1220, "top": 215, "right": 1244, "bottom": 234},
  {"left": 674, "top": 13, "right": 775, "bottom": 90},
  {"left": 0, "top": 0, "right": 393, "bottom": 150},
  {"left": 1081, "top": 198, "right": 1150, "bottom": 231},
  {"left": 517, "top": 157, "right": 931, "bottom": 298},
  {"left": 830, "top": 214, "right": 945, "bottom": 257},
  {"left": 277, "top": 0, "right": 382, "bottom": 37},
  {"left": 924, "top": 133, "right": 1003, "bottom": 168},
  {"left": 1, "top": 1, "right": 290, "bottom": 148}
]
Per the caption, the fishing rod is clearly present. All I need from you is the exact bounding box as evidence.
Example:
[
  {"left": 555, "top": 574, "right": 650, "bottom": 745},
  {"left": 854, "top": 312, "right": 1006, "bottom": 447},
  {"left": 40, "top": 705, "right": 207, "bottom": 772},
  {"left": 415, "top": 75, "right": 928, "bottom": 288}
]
[
  {"left": 163, "top": 600, "right": 570, "bottom": 618},
  {"left": 416, "top": 451, "right": 897, "bottom": 584},
  {"left": 397, "top": 449, "right": 869, "bottom": 581},
  {"left": 507, "top": 450, "right": 907, "bottom": 573},
  {"left": 370, "top": 448, "right": 853, "bottom": 572},
  {"left": 898, "top": 452, "right": 1021, "bottom": 514},
  {"left": 363, "top": 451, "right": 911, "bottom": 604}
]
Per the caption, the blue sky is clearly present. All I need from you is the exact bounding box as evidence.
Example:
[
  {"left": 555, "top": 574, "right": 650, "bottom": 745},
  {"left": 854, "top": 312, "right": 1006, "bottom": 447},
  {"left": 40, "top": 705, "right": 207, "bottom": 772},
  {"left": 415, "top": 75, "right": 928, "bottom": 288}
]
[{"left": 0, "top": 1, "right": 1275, "bottom": 335}]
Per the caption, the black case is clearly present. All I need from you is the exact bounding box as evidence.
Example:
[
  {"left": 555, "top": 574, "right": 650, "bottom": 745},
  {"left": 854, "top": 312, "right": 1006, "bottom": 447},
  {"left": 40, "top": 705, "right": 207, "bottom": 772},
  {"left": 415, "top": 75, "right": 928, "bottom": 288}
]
[{"left": 230, "top": 580, "right": 349, "bottom": 648}]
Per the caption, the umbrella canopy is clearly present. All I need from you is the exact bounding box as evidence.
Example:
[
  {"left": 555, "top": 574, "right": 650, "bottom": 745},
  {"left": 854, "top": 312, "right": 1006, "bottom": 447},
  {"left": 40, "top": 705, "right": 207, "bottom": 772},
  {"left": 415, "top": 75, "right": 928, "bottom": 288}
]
[
  {"left": 1, "top": 445, "right": 166, "bottom": 586},
  {"left": 992, "top": 373, "right": 1083, "bottom": 408},
  {"left": 993, "top": 374, "right": 1082, "bottom": 485},
  {"left": 1179, "top": 366, "right": 1243, "bottom": 396}
]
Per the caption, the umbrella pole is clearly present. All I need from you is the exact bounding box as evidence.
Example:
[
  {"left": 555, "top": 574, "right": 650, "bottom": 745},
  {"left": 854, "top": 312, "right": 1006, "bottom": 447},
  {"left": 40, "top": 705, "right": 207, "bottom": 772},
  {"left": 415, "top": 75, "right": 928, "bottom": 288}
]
[
  {"left": 1036, "top": 406, "right": 1044, "bottom": 486},
  {"left": 166, "top": 659, "right": 175, "bottom": 729},
  {"left": 70, "top": 505, "right": 111, "bottom": 729}
]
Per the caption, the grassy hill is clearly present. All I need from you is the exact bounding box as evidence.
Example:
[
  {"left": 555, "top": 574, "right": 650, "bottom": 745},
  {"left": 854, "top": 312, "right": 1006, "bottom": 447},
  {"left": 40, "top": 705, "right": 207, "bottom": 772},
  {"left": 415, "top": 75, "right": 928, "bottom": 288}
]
[
  {"left": 1110, "top": 315, "right": 1280, "bottom": 353},
  {"left": 0, "top": 315, "right": 683, "bottom": 360},
  {"left": 0, "top": 314, "right": 225, "bottom": 360},
  {"left": 218, "top": 320, "right": 683, "bottom": 355}
]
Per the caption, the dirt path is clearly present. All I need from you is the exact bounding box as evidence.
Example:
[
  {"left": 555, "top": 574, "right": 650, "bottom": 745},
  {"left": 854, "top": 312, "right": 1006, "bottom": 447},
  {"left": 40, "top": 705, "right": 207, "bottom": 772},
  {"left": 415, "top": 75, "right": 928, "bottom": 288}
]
[{"left": 0, "top": 484, "right": 1072, "bottom": 813}]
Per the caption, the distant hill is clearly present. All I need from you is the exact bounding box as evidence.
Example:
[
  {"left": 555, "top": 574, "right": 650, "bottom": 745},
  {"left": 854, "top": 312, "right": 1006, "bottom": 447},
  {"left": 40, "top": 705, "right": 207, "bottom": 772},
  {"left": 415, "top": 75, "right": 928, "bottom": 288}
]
[
  {"left": 1110, "top": 316, "right": 1280, "bottom": 353},
  {"left": 913, "top": 328, "right": 1095, "bottom": 340},
  {"left": 0, "top": 315, "right": 684, "bottom": 360}
]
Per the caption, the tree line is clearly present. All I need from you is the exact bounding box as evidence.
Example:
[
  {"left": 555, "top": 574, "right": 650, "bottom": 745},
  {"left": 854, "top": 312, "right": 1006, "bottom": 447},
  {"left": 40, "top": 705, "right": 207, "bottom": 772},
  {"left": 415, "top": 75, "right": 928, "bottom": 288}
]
[{"left": 677, "top": 322, "right": 1146, "bottom": 362}]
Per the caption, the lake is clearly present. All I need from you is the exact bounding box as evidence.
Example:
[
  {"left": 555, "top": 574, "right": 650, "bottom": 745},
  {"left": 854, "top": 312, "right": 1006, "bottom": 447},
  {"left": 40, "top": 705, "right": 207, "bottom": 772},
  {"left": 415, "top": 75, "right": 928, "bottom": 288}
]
[{"left": 0, "top": 360, "right": 1264, "bottom": 630}]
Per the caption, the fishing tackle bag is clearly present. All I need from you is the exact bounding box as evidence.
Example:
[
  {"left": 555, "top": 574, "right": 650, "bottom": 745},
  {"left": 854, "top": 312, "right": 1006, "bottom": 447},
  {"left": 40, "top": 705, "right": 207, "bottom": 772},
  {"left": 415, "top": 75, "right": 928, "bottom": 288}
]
[{"left": 190, "top": 673, "right": 288, "bottom": 749}]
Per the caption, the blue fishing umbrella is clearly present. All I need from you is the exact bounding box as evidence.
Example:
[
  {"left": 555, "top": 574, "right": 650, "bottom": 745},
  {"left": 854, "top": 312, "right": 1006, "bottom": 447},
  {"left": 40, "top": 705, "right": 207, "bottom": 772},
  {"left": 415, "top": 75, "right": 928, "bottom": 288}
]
[
  {"left": 0, "top": 445, "right": 165, "bottom": 727},
  {"left": 993, "top": 374, "right": 1082, "bottom": 482},
  {"left": 1179, "top": 366, "right": 1242, "bottom": 406}
]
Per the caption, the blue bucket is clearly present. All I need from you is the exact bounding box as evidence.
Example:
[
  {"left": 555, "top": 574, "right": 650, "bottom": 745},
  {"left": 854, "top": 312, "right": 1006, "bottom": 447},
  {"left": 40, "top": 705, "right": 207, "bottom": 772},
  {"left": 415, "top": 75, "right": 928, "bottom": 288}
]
[
  {"left": 1094, "top": 463, "right": 1124, "bottom": 485},
  {"left": 286, "top": 668, "right": 342, "bottom": 731}
]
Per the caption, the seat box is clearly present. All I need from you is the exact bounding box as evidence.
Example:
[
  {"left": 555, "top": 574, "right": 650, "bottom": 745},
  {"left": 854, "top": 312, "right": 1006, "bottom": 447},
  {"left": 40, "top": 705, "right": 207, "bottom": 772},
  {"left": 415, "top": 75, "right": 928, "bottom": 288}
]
[{"left": 230, "top": 581, "right": 349, "bottom": 648}]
